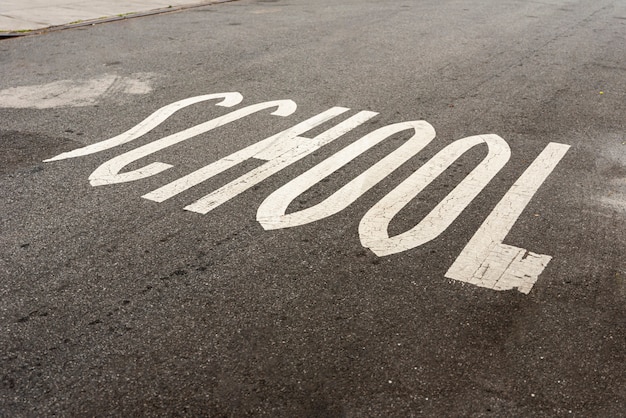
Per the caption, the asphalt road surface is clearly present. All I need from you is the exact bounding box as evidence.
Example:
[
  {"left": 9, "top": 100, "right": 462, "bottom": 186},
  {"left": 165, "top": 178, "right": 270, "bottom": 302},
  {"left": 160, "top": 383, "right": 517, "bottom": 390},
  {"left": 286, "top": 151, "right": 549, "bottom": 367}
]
[{"left": 1, "top": 0, "right": 625, "bottom": 416}]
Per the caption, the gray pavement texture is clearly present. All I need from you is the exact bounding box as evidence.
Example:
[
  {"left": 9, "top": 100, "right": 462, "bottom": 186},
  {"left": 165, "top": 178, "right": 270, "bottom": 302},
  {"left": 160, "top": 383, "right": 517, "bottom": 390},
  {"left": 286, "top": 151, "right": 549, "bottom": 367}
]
[
  {"left": 0, "top": 0, "right": 228, "bottom": 33},
  {"left": 1, "top": 0, "right": 625, "bottom": 416}
]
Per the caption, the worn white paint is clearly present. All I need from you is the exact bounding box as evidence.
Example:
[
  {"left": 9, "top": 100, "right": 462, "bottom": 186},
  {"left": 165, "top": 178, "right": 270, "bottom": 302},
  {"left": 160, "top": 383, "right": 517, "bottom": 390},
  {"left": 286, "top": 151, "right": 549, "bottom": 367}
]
[
  {"left": 181, "top": 110, "right": 379, "bottom": 214},
  {"left": 359, "top": 134, "right": 511, "bottom": 256},
  {"left": 445, "top": 142, "right": 570, "bottom": 294},
  {"left": 0, "top": 73, "right": 156, "bottom": 110},
  {"left": 89, "top": 100, "right": 297, "bottom": 186},
  {"left": 45, "top": 93, "right": 243, "bottom": 162},
  {"left": 257, "top": 121, "right": 436, "bottom": 230}
]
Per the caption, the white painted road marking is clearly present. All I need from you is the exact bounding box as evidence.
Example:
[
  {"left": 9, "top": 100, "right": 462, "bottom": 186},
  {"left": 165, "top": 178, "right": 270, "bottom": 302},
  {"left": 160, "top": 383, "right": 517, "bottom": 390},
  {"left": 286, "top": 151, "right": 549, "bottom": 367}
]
[
  {"left": 182, "top": 110, "right": 378, "bottom": 215},
  {"left": 44, "top": 92, "right": 571, "bottom": 294},
  {"left": 359, "top": 134, "right": 510, "bottom": 256},
  {"left": 445, "top": 142, "right": 570, "bottom": 294},
  {"left": 89, "top": 100, "right": 297, "bottom": 186},
  {"left": 44, "top": 93, "right": 243, "bottom": 162},
  {"left": 142, "top": 107, "right": 367, "bottom": 207},
  {"left": 257, "top": 121, "right": 436, "bottom": 230}
]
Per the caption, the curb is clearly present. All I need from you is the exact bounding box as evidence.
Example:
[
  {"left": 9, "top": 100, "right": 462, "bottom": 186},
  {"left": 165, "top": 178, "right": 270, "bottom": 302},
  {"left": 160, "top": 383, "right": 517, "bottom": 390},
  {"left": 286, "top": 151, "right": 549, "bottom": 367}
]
[{"left": 0, "top": 0, "right": 237, "bottom": 38}]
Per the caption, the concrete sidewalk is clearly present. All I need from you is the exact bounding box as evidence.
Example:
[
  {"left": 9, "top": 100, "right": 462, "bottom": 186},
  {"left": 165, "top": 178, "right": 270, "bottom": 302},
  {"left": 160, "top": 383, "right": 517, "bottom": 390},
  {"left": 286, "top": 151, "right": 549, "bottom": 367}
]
[{"left": 0, "top": 0, "right": 230, "bottom": 34}]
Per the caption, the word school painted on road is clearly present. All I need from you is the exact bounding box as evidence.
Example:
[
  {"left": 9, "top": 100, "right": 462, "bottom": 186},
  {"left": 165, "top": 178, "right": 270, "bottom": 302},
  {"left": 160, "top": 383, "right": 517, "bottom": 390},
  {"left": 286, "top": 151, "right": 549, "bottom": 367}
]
[{"left": 46, "top": 92, "right": 570, "bottom": 294}]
